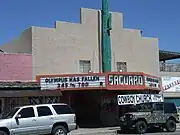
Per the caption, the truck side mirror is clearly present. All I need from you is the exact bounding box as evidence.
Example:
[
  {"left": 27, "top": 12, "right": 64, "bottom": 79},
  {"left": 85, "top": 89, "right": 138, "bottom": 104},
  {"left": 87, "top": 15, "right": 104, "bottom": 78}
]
[{"left": 15, "top": 114, "right": 21, "bottom": 119}]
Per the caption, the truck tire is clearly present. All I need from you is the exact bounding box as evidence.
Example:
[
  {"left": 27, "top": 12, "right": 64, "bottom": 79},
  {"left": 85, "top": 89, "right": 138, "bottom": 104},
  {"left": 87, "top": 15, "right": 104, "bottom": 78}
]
[
  {"left": 52, "top": 125, "right": 67, "bottom": 135},
  {"left": 135, "top": 120, "right": 147, "bottom": 134},
  {"left": 165, "top": 119, "right": 176, "bottom": 132},
  {"left": 0, "top": 131, "right": 8, "bottom": 135}
]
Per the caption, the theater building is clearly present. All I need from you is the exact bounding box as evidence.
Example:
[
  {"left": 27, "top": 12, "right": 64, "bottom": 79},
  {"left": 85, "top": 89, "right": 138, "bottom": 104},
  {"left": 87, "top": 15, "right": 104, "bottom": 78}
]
[
  {"left": 0, "top": 7, "right": 180, "bottom": 126},
  {"left": 0, "top": 8, "right": 159, "bottom": 78},
  {"left": 37, "top": 72, "right": 161, "bottom": 127}
]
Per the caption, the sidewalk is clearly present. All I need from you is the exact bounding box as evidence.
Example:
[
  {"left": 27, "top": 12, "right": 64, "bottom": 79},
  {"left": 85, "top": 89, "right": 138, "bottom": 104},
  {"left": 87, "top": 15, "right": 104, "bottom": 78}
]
[
  {"left": 69, "top": 127, "right": 119, "bottom": 135},
  {"left": 69, "top": 124, "right": 180, "bottom": 135}
]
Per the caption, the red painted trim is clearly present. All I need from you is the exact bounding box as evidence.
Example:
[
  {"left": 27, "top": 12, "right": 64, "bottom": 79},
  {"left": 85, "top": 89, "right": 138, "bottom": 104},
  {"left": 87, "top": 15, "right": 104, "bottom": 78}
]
[
  {"left": 36, "top": 72, "right": 106, "bottom": 78},
  {"left": 105, "top": 73, "right": 108, "bottom": 87},
  {"left": 43, "top": 87, "right": 106, "bottom": 91},
  {"left": 143, "top": 74, "right": 146, "bottom": 88},
  {"left": 143, "top": 73, "right": 160, "bottom": 78},
  {"left": 106, "top": 72, "right": 144, "bottom": 75}
]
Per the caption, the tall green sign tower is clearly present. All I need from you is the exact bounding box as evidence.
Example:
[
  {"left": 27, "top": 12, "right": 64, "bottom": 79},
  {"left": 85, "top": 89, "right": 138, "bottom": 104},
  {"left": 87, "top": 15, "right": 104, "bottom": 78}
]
[{"left": 101, "top": 0, "right": 112, "bottom": 72}]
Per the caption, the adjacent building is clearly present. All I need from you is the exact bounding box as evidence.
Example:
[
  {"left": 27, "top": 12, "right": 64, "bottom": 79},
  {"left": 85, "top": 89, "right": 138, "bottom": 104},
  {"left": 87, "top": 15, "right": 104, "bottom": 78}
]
[
  {"left": 159, "top": 51, "right": 180, "bottom": 106},
  {"left": 0, "top": 81, "right": 62, "bottom": 115}
]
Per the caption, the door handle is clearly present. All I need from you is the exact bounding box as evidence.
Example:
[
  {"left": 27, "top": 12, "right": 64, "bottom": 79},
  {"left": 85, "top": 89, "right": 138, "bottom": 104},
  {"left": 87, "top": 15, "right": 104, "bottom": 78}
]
[
  {"left": 50, "top": 117, "right": 53, "bottom": 120},
  {"left": 32, "top": 119, "right": 36, "bottom": 122}
]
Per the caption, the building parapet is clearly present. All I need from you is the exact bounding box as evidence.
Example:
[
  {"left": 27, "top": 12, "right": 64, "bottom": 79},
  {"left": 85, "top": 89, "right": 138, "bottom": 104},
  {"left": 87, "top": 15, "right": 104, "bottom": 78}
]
[{"left": 163, "top": 92, "right": 180, "bottom": 98}]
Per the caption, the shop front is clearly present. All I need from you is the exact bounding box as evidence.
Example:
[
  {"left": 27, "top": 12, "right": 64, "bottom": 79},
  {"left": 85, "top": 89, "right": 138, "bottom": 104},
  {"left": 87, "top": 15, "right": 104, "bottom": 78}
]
[
  {"left": 0, "top": 81, "right": 62, "bottom": 115},
  {"left": 36, "top": 72, "right": 161, "bottom": 127},
  {"left": 162, "top": 76, "right": 180, "bottom": 107},
  {"left": 100, "top": 72, "right": 161, "bottom": 126}
]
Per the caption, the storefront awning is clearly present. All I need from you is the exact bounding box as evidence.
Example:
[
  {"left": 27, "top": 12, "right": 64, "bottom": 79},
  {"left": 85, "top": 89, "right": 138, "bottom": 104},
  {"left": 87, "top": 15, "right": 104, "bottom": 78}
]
[{"left": 0, "top": 90, "right": 62, "bottom": 97}]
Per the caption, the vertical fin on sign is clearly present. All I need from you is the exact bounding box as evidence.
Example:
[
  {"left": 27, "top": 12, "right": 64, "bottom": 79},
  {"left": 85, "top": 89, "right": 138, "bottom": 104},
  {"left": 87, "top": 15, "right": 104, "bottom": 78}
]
[{"left": 102, "top": 0, "right": 112, "bottom": 72}]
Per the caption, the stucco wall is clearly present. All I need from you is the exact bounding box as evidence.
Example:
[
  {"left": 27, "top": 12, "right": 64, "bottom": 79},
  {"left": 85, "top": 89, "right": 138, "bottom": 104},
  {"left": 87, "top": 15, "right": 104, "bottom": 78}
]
[
  {"left": 0, "top": 28, "right": 32, "bottom": 53},
  {"left": 32, "top": 8, "right": 159, "bottom": 78},
  {"left": 160, "top": 72, "right": 180, "bottom": 77},
  {"left": 0, "top": 8, "right": 160, "bottom": 79},
  {"left": 32, "top": 8, "right": 100, "bottom": 78},
  {"left": 0, "top": 53, "right": 32, "bottom": 81}
]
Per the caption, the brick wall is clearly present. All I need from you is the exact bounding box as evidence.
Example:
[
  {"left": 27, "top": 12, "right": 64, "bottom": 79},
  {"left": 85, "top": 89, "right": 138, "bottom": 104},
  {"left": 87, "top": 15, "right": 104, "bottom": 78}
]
[{"left": 0, "top": 53, "right": 32, "bottom": 81}]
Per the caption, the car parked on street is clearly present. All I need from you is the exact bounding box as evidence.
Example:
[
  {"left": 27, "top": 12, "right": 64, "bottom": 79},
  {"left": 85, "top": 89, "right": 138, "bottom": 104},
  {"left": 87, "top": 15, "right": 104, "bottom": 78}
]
[
  {"left": 0, "top": 103, "right": 77, "bottom": 135},
  {"left": 119, "top": 102, "right": 179, "bottom": 134}
]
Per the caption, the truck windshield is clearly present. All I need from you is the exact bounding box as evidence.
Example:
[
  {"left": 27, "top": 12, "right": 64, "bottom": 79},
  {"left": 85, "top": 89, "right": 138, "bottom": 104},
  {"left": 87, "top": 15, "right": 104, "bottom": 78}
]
[{"left": 3, "top": 108, "right": 20, "bottom": 119}]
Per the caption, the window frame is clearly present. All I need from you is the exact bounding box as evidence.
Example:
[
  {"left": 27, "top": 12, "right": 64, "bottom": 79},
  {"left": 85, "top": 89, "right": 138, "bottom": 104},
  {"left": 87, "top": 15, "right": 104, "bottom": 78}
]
[
  {"left": 116, "top": 62, "right": 127, "bottom": 72},
  {"left": 154, "top": 103, "right": 164, "bottom": 111},
  {"left": 16, "top": 107, "right": 35, "bottom": 119},
  {"left": 164, "top": 103, "right": 177, "bottom": 113},
  {"left": 36, "top": 106, "right": 53, "bottom": 117},
  {"left": 79, "top": 60, "right": 91, "bottom": 73},
  {"left": 52, "top": 105, "right": 74, "bottom": 115}
]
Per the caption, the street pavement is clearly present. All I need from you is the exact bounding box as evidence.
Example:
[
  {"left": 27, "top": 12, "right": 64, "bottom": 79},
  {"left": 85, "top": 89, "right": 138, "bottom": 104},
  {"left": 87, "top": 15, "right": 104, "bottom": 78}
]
[
  {"left": 69, "top": 130, "right": 180, "bottom": 135},
  {"left": 69, "top": 124, "right": 180, "bottom": 135},
  {"left": 73, "top": 131, "right": 180, "bottom": 135}
]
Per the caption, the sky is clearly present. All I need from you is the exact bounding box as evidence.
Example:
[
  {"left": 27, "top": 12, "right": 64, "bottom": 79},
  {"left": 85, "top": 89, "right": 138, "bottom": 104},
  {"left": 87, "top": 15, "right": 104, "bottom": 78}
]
[{"left": 0, "top": 0, "right": 180, "bottom": 52}]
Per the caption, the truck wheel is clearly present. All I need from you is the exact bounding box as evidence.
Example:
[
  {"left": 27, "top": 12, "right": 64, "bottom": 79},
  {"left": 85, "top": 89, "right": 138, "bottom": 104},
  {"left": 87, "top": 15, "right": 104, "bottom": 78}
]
[
  {"left": 0, "top": 131, "right": 8, "bottom": 135},
  {"left": 52, "top": 125, "right": 67, "bottom": 135},
  {"left": 165, "top": 119, "right": 176, "bottom": 132},
  {"left": 135, "top": 120, "right": 147, "bottom": 134}
]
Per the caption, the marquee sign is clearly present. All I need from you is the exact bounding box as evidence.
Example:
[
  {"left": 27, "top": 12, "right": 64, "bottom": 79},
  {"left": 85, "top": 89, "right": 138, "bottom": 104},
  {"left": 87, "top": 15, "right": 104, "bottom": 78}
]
[
  {"left": 37, "top": 72, "right": 161, "bottom": 91},
  {"left": 117, "top": 94, "right": 164, "bottom": 105},
  {"left": 145, "top": 76, "right": 160, "bottom": 89},
  {"left": 108, "top": 74, "right": 143, "bottom": 86},
  {"left": 39, "top": 75, "right": 106, "bottom": 90},
  {"left": 162, "top": 76, "right": 180, "bottom": 92},
  {"left": 107, "top": 73, "right": 145, "bottom": 90}
]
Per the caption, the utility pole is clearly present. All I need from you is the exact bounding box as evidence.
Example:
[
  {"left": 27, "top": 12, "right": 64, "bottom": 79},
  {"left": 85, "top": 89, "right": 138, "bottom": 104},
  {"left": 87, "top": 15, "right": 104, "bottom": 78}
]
[{"left": 101, "top": 0, "right": 112, "bottom": 72}]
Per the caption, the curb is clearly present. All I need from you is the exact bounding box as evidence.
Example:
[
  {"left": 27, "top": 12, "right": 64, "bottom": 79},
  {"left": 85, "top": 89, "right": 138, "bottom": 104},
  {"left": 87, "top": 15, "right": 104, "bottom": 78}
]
[
  {"left": 69, "top": 127, "right": 119, "bottom": 135},
  {"left": 70, "top": 125, "right": 180, "bottom": 135},
  {"left": 70, "top": 130, "right": 116, "bottom": 135}
]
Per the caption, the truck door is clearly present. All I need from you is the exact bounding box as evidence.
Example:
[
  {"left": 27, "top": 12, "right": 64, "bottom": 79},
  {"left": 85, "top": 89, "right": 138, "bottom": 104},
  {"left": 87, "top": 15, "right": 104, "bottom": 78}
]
[{"left": 153, "top": 103, "right": 166, "bottom": 123}]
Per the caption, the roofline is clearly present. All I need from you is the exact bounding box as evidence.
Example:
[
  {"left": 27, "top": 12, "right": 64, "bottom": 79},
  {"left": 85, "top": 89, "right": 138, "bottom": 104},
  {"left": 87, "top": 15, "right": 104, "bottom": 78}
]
[
  {"left": 159, "top": 49, "right": 180, "bottom": 61},
  {"left": 159, "top": 50, "right": 180, "bottom": 55}
]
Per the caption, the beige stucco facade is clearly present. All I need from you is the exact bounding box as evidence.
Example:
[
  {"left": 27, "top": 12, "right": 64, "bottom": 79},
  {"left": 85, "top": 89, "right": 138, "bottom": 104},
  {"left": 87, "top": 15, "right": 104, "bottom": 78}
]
[
  {"left": 0, "top": 8, "right": 160, "bottom": 79},
  {"left": 160, "top": 72, "right": 180, "bottom": 77}
]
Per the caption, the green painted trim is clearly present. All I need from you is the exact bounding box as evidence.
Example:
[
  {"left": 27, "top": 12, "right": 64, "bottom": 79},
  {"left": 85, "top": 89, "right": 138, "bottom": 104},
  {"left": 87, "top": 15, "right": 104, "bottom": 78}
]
[{"left": 101, "top": 0, "right": 112, "bottom": 72}]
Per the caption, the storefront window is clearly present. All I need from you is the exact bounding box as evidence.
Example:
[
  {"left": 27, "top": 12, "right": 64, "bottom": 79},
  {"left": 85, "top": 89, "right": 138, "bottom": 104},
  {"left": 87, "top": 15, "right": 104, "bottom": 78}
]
[{"left": 3, "top": 107, "right": 20, "bottom": 119}]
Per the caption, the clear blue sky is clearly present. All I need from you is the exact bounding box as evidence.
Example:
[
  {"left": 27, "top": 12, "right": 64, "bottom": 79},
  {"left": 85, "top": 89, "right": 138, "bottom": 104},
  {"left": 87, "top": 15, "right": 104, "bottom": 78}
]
[{"left": 0, "top": 0, "right": 180, "bottom": 52}]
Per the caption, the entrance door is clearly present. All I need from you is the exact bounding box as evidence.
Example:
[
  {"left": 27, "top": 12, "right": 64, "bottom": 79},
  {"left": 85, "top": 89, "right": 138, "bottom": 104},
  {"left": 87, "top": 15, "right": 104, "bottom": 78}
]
[
  {"left": 11, "top": 107, "right": 37, "bottom": 135},
  {"left": 35, "top": 106, "right": 54, "bottom": 134}
]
